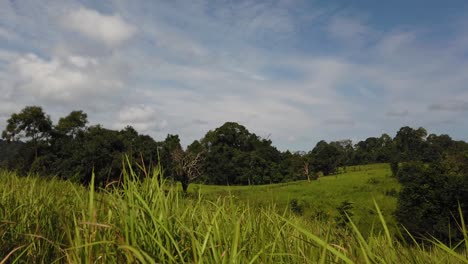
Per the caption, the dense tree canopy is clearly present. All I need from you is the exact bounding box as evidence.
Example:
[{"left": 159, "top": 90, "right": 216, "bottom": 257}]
[
  {"left": 198, "top": 122, "right": 282, "bottom": 185},
  {"left": 55, "top": 110, "right": 88, "bottom": 138},
  {"left": 395, "top": 160, "right": 468, "bottom": 243},
  {"left": 309, "top": 140, "right": 341, "bottom": 176}
]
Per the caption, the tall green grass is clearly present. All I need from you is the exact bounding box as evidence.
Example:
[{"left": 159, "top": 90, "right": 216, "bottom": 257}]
[{"left": 0, "top": 165, "right": 466, "bottom": 263}]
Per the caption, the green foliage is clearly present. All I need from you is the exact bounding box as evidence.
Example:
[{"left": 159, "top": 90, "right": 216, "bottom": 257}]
[
  {"left": 1, "top": 106, "right": 52, "bottom": 143},
  {"left": 395, "top": 161, "right": 468, "bottom": 243},
  {"left": 289, "top": 198, "right": 304, "bottom": 215},
  {"left": 352, "top": 134, "right": 395, "bottom": 165},
  {"left": 0, "top": 139, "right": 23, "bottom": 167},
  {"left": 199, "top": 122, "right": 282, "bottom": 185},
  {"left": 55, "top": 110, "right": 88, "bottom": 137},
  {"left": 335, "top": 200, "right": 354, "bottom": 228},
  {"left": 3, "top": 106, "right": 468, "bottom": 192},
  {"left": 0, "top": 107, "right": 169, "bottom": 185},
  {"left": 309, "top": 140, "right": 341, "bottom": 175},
  {"left": 278, "top": 150, "right": 308, "bottom": 181},
  {"left": 390, "top": 161, "right": 399, "bottom": 177},
  {"left": 394, "top": 126, "right": 428, "bottom": 162},
  {"left": 159, "top": 134, "right": 182, "bottom": 178}
]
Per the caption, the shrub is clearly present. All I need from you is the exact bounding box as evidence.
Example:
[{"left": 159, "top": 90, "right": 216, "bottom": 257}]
[
  {"left": 335, "top": 200, "right": 354, "bottom": 228},
  {"left": 289, "top": 198, "right": 304, "bottom": 215},
  {"left": 390, "top": 161, "right": 399, "bottom": 177},
  {"left": 396, "top": 162, "right": 468, "bottom": 243}
]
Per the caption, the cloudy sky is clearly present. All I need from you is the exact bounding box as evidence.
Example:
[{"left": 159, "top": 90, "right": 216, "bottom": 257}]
[{"left": 0, "top": 0, "right": 467, "bottom": 150}]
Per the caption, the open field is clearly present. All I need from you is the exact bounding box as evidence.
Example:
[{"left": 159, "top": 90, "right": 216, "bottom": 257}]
[
  {"left": 191, "top": 163, "right": 399, "bottom": 236},
  {"left": 0, "top": 164, "right": 466, "bottom": 263}
]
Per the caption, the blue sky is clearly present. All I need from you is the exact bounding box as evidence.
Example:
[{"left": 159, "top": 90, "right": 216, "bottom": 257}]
[{"left": 0, "top": 0, "right": 467, "bottom": 150}]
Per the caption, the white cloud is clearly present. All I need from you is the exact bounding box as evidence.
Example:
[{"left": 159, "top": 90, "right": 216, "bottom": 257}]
[
  {"left": 117, "top": 105, "right": 155, "bottom": 123},
  {"left": 7, "top": 52, "right": 127, "bottom": 103},
  {"left": 68, "top": 55, "right": 98, "bottom": 68},
  {"left": 62, "top": 7, "right": 136, "bottom": 46},
  {"left": 13, "top": 54, "right": 88, "bottom": 100},
  {"left": 114, "top": 105, "right": 167, "bottom": 133}
]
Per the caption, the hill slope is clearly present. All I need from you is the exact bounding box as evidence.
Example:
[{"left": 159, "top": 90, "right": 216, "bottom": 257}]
[{"left": 192, "top": 163, "right": 399, "bottom": 235}]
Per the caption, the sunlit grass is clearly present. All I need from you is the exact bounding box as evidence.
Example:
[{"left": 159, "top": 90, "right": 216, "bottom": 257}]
[{"left": 191, "top": 163, "right": 400, "bottom": 236}]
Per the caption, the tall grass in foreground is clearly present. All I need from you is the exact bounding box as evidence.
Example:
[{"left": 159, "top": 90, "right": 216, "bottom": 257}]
[{"left": 0, "top": 166, "right": 467, "bottom": 263}]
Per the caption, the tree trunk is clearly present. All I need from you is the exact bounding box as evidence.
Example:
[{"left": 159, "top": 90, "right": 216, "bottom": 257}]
[
  {"left": 181, "top": 177, "right": 189, "bottom": 193},
  {"left": 304, "top": 161, "right": 310, "bottom": 182}
]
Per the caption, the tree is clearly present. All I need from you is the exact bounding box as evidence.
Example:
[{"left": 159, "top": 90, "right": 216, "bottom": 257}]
[
  {"left": 278, "top": 151, "right": 305, "bottom": 182},
  {"left": 159, "top": 134, "right": 183, "bottom": 180},
  {"left": 423, "top": 134, "right": 454, "bottom": 162},
  {"left": 309, "top": 140, "right": 341, "bottom": 176},
  {"left": 353, "top": 137, "right": 380, "bottom": 164},
  {"left": 395, "top": 161, "right": 468, "bottom": 242},
  {"left": 390, "top": 128, "right": 468, "bottom": 243},
  {"left": 55, "top": 110, "right": 88, "bottom": 137},
  {"left": 120, "top": 127, "right": 160, "bottom": 176},
  {"left": 2, "top": 106, "right": 53, "bottom": 169},
  {"left": 304, "top": 159, "right": 311, "bottom": 182},
  {"left": 60, "top": 125, "right": 126, "bottom": 185},
  {"left": 199, "top": 122, "right": 282, "bottom": 185},
  {"left": 172, "top": 147, "right": 205, "bottom": 192},
  {"left": 2, "top": 106, "right": 52, "bottom": 143},
  {"left": 0, "top": 139, "right": 23, "bottom": 168},
  {"left": 330, "top": 139, "right": 354, "bottom": 168},
  {"left": 394, "top": 126, "right": 428, "bottom": 161}
]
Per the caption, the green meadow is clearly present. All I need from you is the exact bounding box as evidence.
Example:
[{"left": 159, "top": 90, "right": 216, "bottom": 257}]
[
  {"left": 192, "top": 163, "right": 399, "bottom": 236},
  {"left": 1, "top": 164, "right": 466, "bottom": 263}
]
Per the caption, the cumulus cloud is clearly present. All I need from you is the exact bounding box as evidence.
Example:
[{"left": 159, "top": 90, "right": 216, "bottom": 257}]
[
  {"left": 8, "top": 53, "right": 126, "bottom": 103},
  {"left": 62, "top": 7, "right": 136, "bottom": 46},
  {"left": 113, "top": 105, "right": 167, "bottom": 133},
  {"left": 13, "top": 54, "right": 88, "bottom": 100}
]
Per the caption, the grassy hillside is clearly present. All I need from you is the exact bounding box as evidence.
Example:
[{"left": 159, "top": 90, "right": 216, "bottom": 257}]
[
  {"left": 0, "top": 165, "right": 466, "bottom": 263},
  {"left": 191, "top": 163, "right": 399, "bottom": 235}
]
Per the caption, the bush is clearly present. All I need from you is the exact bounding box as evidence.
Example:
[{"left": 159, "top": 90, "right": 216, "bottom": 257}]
[
  {"left": 395, "top": 162, "right": 468, "bottom": 243},
  {"left": 335, "top": 200, "right": 354, "bottom": 228},
  {"left": 390, "top": 161, "right": 399, "bottom": 177},
  {"left": 289, "top": 198, "right": 304, "bottom": 215}
]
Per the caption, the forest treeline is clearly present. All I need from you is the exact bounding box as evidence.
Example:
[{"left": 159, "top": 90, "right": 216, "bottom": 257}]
[
  {"left": 1, "top": 106, "right": 468, "bottom": 242},
  {"left": 2, "top": 106, "right": 467, "bottom": 188}
]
